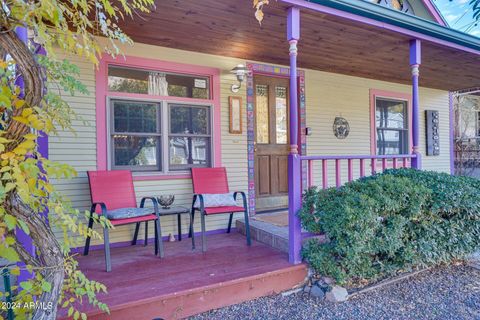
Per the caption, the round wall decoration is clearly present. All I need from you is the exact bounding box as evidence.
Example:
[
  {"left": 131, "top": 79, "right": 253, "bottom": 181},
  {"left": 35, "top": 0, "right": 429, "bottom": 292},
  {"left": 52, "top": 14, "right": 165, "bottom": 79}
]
[{"left": 333, "top": 117, "right": 350, "bottom": 139}]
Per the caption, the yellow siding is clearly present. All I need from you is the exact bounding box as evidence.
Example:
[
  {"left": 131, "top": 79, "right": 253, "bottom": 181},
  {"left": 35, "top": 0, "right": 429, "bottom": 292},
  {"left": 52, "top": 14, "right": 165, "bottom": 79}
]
[
  {"left": 50, "top": 42, "right": 451, "bottom": 246},
  {"left": 305, "top": 71, "right": 450, "bottom": 186}
]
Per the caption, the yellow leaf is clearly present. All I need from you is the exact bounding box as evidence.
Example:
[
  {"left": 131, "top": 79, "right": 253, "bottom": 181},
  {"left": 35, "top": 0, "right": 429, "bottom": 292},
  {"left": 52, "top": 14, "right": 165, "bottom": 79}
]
[
  {"left": 14, "top": 100, "right": 25, "bottom": 109},
  {"left": 23, "top": 133, "right": 37, "bottom": 140},
  {"left": 27, "top": 178, "right": 36, "bottom": 189},
  {"left": 18, "top": 140, "right": 35, "bottom": 150},
  {"left": 12, "top": 147, "right": 26, "bottom": 155},
  {"left": 31, "top": 120, "right": 44, "bottom": 131},
  {"left": 12, "top": 116, "right": 29, "bottom": 125},
  {"left": 0, "top": 152, "right": 14, "bottom": 160},
  {"left": 21, "top": 108, "right": 33, "bottom": 117}
]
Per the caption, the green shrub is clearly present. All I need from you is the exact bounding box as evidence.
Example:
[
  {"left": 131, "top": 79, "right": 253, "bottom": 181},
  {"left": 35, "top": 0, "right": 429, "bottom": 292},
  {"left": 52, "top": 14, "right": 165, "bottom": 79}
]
[{"left": 300, "top": 168, "right": 480, "bottom": 285}]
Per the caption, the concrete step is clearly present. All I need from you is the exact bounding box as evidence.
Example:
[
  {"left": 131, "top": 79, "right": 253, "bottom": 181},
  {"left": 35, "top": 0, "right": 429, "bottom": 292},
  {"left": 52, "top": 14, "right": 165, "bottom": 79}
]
[{"left": 236, "top": 217, "right": 327, "bottom": 253}]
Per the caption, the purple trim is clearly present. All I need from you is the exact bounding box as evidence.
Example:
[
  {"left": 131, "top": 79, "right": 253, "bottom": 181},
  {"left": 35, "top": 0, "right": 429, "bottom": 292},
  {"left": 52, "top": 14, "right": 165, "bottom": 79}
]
[
  {"left": 35, "top": 45, "right": 49, "bottom": 158},
  {"left": 409, "top": 39, "right": 421, "bottom": 65},
  {"left": 420, "top": 0, "right": 448, "bottom": 27},
  {"left": 287, "top": 6, "right": 301, "bottom": 41},
  {"left": 279, "top": 0, "right": 480, "bottom": 56},
  {"left": 449, "top": 92, "right": 455, "bottom": 175},
  {"left": 301, "top": 154, "right": 415, "bottom": 160},
  {"left": 71, "top": 227, "right": 235, "bottom": 253},
  {"left": 410, "top": 39, "right": 422, "bottom": 169},
  {"left": 15, "top": 27, "right": 35, "bottom": 284},
  {"left": 287, "top": 7, "right": 302, "bottom": 265}
]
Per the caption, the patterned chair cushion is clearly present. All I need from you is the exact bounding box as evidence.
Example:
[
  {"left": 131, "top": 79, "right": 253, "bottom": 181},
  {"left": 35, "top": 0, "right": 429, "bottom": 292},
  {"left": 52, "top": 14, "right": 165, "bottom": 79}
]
[
  {"left": 194, "top": 193, "right": 237, "bottom": 208},
  {"left": 106, "top": 207, "right": 153, "bottom": 220}
]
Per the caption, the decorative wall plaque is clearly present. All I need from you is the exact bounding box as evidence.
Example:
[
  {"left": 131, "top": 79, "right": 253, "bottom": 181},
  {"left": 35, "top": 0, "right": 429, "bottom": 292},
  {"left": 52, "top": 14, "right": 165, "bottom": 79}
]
[
  {"left": 425, "top": 110, "right": 440, "bottom": 156},
  {"left": 229, "top": 96, "right": 242, "bottom": 134},
  {"left": 333, "top": 116, "right": 350, "bottom": 139}
]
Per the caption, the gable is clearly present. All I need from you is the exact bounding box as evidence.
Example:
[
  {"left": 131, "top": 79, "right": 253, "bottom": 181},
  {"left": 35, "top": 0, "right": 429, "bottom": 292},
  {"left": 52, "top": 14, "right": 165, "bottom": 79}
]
[{"left": 368, "top": 0, "right": 448, "bottom": 26}]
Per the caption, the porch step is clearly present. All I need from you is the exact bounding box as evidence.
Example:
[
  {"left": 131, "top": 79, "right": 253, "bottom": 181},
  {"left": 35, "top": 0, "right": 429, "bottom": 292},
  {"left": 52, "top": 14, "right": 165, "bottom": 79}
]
[{"left": 236, "top": 216, "right": 327, "bottom": 253}]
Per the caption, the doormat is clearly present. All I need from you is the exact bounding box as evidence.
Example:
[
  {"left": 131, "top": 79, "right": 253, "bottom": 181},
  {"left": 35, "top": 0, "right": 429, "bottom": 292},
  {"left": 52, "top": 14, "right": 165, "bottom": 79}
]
[{"left": 253, "top": 211, "right": 289, "bottom": 227}]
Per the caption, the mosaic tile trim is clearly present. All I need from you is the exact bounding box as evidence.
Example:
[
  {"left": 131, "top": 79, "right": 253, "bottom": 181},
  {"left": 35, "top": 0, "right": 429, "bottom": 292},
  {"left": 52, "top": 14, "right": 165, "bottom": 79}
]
[{"left": 246, "top": 62, "right": 307, "bottom": 215}]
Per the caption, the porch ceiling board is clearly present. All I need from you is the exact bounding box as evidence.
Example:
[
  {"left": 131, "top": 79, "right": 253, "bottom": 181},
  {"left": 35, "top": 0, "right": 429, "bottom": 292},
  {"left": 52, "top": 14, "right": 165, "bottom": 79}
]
[{"left": 118, "top": 0, "right": 480, "bottom": 91}]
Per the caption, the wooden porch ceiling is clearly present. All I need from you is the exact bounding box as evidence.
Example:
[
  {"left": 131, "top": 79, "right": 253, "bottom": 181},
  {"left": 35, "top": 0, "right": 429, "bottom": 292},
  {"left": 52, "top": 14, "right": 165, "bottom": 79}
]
[{"left": 119, "top": 0, "right": 480, "bottom": 91}]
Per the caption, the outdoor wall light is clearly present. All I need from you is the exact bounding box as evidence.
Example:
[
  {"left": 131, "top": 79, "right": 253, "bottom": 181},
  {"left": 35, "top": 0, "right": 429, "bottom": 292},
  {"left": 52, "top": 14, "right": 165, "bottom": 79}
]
[{"left": 230, "top": 64, "right": 250, "bottom": 93}]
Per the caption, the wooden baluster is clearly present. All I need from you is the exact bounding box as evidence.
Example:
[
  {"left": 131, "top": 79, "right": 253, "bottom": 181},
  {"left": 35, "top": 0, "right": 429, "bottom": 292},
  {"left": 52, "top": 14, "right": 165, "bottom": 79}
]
[
  {"left": 360, "top": 159, "right": 365, "bottom": 177},
  {"left": 308, "top": 160, "right": 314, "bottom": 188},
  {"left": 335, "top": 159, "right": 341, "bottom": 188},
  {"left": 382, "top": 158, "right": 387, "bottom": 172},
  {"left": 402, "top": 157, "right": 408, "bottom": 168},
  {"left": 371, "top": 158, "right": 377, "bottom": 175},
  {"left": 393, "top": 158, "right": 398, "bottom": 169},
  {"left": 322, "top": 159, "right": 328, "bottom": 189},
  {"left": 348, "top": 159, "right": 353, "bottom": 182}
]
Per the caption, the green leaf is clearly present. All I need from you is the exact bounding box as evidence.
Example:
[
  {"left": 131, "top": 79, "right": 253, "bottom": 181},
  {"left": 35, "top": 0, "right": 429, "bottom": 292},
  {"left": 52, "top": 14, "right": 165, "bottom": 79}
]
[
  {"left": 41, "top": 280, "right": 52, "bottom": 293},
  {"left": 4, "top": 214, "right": 16, "bottom": 230},
  {"left": 17, "top": 219, "right": 30, "bottom": 235},
  {"left": 20, "top": 281, "right": 32, "bottom": 291},
  {"left": 0, "top": 245, "right": 19, "bottom": 262}
]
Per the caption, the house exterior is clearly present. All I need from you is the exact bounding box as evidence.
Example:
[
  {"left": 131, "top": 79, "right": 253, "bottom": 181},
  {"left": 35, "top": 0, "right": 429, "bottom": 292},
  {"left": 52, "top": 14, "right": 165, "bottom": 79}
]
[{"left": 42, "top": 0, "right": 480, "bottom": 316}]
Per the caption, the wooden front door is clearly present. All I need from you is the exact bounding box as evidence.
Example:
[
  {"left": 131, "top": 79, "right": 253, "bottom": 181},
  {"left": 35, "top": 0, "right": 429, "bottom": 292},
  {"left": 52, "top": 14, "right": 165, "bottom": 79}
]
[{"left": 254, "top": 76, "right": 290, "bottom": 205}]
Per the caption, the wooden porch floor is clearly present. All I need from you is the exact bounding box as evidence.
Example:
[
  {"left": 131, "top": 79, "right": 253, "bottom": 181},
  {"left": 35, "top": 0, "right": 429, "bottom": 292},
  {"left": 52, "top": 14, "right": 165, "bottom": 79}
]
[{"left": 58, "top": 232, "right": 307, "bottom": 320}]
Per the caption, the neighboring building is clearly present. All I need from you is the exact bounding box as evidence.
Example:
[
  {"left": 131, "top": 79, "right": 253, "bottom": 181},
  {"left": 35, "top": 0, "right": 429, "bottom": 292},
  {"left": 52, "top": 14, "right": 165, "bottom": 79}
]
[
  {"left": 44, "top": 0, "right": 480, "bottom": 318},
  {"left": 453, "top": 89, "right": 480, "bottom": 176}
]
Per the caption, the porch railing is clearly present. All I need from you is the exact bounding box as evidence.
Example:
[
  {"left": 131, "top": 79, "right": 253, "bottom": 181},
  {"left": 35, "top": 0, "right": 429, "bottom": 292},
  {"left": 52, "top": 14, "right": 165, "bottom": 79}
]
[{"left": 301, "top": 154, "right": 417, "bottom": 189}]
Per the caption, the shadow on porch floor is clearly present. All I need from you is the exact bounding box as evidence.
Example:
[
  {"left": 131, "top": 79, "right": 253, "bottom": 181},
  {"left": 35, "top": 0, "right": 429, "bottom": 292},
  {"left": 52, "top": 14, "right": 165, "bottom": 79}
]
[{"left": 58, "top": 232, "right": 307, "bottom": 320}]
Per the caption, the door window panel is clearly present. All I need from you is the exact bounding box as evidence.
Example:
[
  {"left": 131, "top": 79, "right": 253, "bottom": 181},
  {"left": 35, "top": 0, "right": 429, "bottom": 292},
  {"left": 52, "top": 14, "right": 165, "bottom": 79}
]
[
  {"left": 256, "top": 84, "right": 269, "bottom": 144},
  {"left": 275, "top": 86, "right": 288, "bottom": 144}
]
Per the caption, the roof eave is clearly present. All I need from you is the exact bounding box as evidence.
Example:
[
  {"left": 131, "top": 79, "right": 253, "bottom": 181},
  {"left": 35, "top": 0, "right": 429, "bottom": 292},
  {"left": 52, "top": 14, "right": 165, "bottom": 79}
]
[{"left": 282, "top": 0, "right": 480, "bottom": 53}]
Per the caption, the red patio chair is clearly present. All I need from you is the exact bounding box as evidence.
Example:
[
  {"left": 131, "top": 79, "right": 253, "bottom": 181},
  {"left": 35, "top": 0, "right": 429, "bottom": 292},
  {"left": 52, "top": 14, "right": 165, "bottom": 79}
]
[
  {"left": 189, "top": 167, "right": 251, "bottom": 251},
  {"left": 84, "top": 170, "right": 162, "bottom": 272}
]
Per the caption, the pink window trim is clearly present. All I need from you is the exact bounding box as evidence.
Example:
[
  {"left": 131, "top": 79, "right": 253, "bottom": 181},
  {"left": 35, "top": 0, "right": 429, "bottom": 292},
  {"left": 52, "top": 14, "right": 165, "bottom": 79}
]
[
  {"left": 95, "top": 54, "right": 222, "bottom": 178},
  {"left": 369, "top": 89, "right": 413, "bottom": 155}
]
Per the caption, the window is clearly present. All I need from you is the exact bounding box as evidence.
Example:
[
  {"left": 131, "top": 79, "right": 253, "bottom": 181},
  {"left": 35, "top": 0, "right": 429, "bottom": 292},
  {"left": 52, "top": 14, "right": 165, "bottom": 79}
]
[
  {"left": 111, "top": 100, "right": 161, "bottom": 171},
  {"left": 169, "top": 105, "right": 211, "bottom": 170},
  {"left": 110, "top": 100, "right": 212, "bottom": 172},
  {"left": 108, "top": 66, "right": 210, "bottom": 99},
  {"left": 375, "top": 98, "right": 409, "bottom": 155}
]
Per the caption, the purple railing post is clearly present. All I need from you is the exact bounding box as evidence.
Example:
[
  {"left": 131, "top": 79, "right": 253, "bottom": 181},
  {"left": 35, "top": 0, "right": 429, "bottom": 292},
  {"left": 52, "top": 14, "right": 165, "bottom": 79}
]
[
  {"left": 287, "top": 6, "right": 302, "bottom": 264},
  {"left": 410, "top": 39, "right": 422, "bottom": 169}
]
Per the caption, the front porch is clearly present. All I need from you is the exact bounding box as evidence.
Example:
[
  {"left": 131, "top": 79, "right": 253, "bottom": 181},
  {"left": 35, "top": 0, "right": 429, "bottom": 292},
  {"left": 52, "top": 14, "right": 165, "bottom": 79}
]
[{"left": 59, "top": 233, "right": 307, "bottom": 320}]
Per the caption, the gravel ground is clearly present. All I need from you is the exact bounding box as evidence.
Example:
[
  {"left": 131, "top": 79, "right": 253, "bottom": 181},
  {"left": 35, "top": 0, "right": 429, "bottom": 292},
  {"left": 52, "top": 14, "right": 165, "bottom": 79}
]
[{"left": 191, "top": 265, "right": 480, "bottom": 320}]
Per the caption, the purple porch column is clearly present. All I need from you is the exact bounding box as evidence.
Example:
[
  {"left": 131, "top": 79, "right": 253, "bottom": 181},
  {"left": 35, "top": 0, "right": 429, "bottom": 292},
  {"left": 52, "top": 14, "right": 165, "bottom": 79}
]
[
  {"left": 287, "top": 7, "right": 302, "bottom": 264},
  {"left": 35, "top": 45, "right": 48, "bottom": 159},
  {"left": 14, "top": 27, "right": 35, "bottom": 283},
  {"left": 410, "top": 39, "right": 422, "bottom": 169}
]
